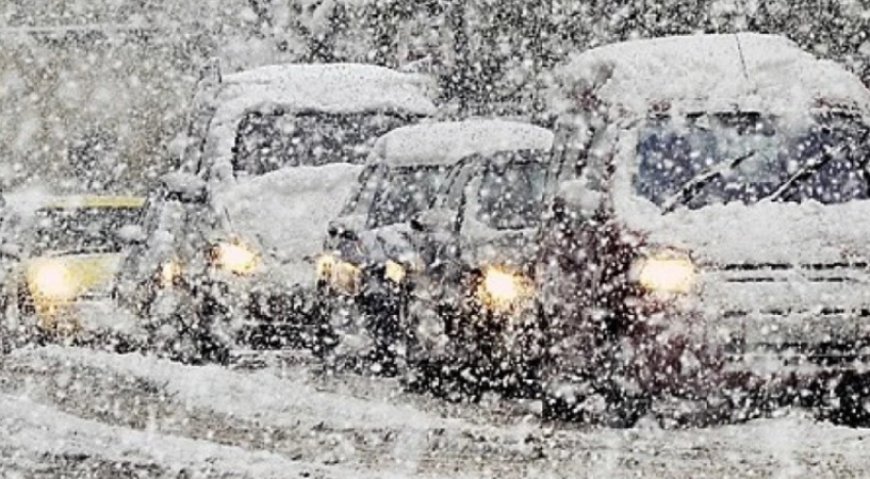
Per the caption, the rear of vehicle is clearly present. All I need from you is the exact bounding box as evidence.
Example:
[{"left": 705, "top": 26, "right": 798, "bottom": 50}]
[
  {"left": 2, "top": 195, "right": 145, "bottom": 346},
  {"left": 122, "top": 63, "right": 437, "bottom": 362},
  {"left": 538, "top": 33, "right": 870, "bottom": 425},
  {"left": 319, "top": 120, "right": 551, "bottom": 371}
]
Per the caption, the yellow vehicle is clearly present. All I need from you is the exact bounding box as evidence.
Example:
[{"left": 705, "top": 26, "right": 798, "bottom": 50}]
[{"left": 1, "top": 194, "right": 146, "bottom": 339}]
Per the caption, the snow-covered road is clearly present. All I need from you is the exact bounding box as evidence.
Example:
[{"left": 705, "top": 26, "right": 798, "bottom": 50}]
[{"left": 1, "top": 346, "right": 869, "bottom": 478}]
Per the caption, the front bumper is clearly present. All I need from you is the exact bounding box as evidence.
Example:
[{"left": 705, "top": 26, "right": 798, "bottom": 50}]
[{"left": 152, "top": 267, "right": 328, "bottom": 351}]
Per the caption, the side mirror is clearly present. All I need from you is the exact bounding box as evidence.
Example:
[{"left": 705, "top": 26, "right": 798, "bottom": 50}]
[
  {"left": 161, "top": 172, "right": 207, "bottom": 204},
  {"left": 410, "top": 208, "right": 455, "bottom": 233},
  {"left": 327, "top": 214, "right": 365, "bottom": 241}
]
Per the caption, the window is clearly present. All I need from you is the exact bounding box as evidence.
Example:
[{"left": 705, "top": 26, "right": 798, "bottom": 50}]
[
  {"left": 475, "top": 151, "right": 549, "bottom": 230},
  {"left": 232, "top": 111, "right": 410, "bottom": 176}
]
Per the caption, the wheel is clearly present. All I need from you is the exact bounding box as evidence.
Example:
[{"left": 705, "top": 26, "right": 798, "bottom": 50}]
[
  {"left": 541, "top": 375, "right": 651, "bottom": 428},
  {"left": 822, "top": 371, "right": 870, "bottom": 427}
]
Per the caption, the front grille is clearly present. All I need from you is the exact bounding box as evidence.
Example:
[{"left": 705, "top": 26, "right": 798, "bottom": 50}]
[{"left": 726, "top": 339, "right": 870, "bottom": 367}]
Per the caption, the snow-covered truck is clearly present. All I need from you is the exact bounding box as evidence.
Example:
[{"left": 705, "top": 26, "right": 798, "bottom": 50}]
[
  {"left": 391, "top": 33, "right": 870, "bottom": 426},
  {"left": 114, "top": 62, "right": 438, "bottom": 362},
  {"left": 537, "top": 33, "right": 870, "bottom": 425}
]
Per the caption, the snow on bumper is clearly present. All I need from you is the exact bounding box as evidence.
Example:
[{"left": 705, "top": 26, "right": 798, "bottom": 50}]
[{"left": 658, "top": 265, "right": 870, "bottom": 375}]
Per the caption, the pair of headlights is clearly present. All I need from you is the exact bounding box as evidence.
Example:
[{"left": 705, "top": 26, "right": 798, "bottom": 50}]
[
  {"left": 156, "top": 241, "right": 259, "bottom": 289},
  {"left": 315, "top": 254, "right": 407, "bottom": 295}
]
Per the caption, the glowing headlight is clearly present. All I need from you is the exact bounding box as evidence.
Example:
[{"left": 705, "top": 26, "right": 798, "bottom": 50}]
[
  {"left": 636, "top": 255, "right": 695, "bottom": 294},
  {"left": 159, "top": 260, "right": 182, "bottom": 288},
  {"left": 477, "top": 266, "right": 532, "bottom": 311},
  {"left": 384, "top": 260, "right": 406, "bottom": 283},
  {"left": 315, "top": 254, "right": 360, "bottom": 295},
  {"left": 212, "top": 242, "right": 259, "bottom": 275},
  {"left": 316, "top": 254, "right": 336, "bottom": 281},
  {"left": 28, "top": 261, "right": 77, "bottom": 300}
]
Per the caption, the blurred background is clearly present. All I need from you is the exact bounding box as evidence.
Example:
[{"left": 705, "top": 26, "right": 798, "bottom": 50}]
[{"left": 1, "top": 0, "right": 868, "bottom": 194}]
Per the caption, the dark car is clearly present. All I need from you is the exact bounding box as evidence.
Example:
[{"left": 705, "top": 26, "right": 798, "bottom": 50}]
[
  {"left": 319, "top": 119, "right": 554, "bottom": 373},
  {"left": 397, "top": 139, "right": 555, "bottom": 400}
]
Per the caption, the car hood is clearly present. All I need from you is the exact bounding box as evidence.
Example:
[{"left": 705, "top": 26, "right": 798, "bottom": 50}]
[
  {"left": 212, "top": 164, "right": 363, "bottom": 286},
  {"left": 617, "top": 198, "right": 870, "bottom": 266}
]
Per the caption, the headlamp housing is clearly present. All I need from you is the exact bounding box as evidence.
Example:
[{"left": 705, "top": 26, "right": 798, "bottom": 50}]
[
  {"left": 210, "top": 241, "right": 259, "bottom": 275},
  {"left": 476, "top": 265, "right": 533, "bottom": 312},
  {"left": 633, "top": 251, "right": 696, "bottom": 294},
  {"left": 316, "top": 253, "right": 361, "bottom": 295}
]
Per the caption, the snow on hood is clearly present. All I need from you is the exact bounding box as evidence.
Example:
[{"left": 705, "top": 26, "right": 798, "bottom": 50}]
[
  {"left": 618, "top": 197, "right": 870, "bottom": 266},
  {"left": 213, "top": 163, "right": 363, "bottom": 285},
  {"left": 551, "top": 33, "right": 870, "bottom": 117},
  {"left": 374, "top": 119, "right": 554, "bottom": 167},
  {"left": 604, "top": 118, "right": 870, "bottom": 266}
]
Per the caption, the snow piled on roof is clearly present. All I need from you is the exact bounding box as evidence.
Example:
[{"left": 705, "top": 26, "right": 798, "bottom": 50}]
[
  {"left": 374, "top": 119, "right": 554, "bottom": 167},
  {"left": 552, "top": 33, "right": 870, "bottom": 116},
  {"left": 218, "top": 62, "right": 438, "bottom": 117}
]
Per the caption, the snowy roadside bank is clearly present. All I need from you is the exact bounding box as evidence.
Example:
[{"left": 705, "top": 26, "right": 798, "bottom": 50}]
[{"left": 2, "top": 346, "right": 870, "bottom": 478}]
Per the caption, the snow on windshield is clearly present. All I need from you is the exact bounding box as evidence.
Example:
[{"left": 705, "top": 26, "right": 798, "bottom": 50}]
[
  {"left": 28, "top": 206, "right": 144, "bottom": 256},
  {"left": 635, "top": 112, "right": 870, "bottom": 210},
  {"left": 232, "top": 110, "right": 410, "bottom": 175}
]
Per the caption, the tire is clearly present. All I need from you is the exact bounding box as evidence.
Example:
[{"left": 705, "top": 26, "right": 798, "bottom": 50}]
[
  {"left": 823, "top": 371, "right": 870, "bottom": 427},
  {"left": 143, "top": 285, "right": 232, "bottom": 365},
  {"left": 541, "top": 375, "right": 651, "bottom": 428}
]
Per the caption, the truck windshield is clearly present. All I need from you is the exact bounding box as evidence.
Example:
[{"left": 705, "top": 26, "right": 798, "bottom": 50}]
[
  {"left": 634, "top": 113, "right": 870, "bottom": 211},
  {"left": 232, "top": 111, "right": 409, "bottom": 176}
]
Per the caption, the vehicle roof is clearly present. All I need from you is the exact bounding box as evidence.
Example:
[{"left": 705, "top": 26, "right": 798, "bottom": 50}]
[
  {"left": 552, "top": 33, "right": 870, "bottom": 117},
  {"left": 372, "top": 119, "right": 554, "bottom": 168},
  {"left": 217, "top": 63, "right": 438, "bottom": 116},
  {"left": 205, "top": 63, "right": 438, "bottom": 177}
]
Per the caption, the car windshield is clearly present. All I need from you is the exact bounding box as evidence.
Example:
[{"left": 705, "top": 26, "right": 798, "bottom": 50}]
[
  {"left": 634, "top": 113, "right": 870, "bottom": 211},
  {"left": 30, "top": 207, "right": 143, "bottom": 256},
  {"left": 368, "top": 165, "right": 449, "bottom": 228},
  {"left": 232, "top": 111, "right": 410, "bottom": 177},
  {"left": 476, "top": 151, "right": 549, "bottom": 230}
]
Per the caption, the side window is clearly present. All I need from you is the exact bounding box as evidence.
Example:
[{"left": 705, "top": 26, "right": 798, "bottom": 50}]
[{"left": 368, "top": 165, "right": 448, "bottom": 228}]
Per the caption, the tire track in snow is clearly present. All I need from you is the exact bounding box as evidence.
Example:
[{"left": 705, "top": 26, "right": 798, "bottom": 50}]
[{"left": 2, "top": 346, "right": 870, "bottom": 478}]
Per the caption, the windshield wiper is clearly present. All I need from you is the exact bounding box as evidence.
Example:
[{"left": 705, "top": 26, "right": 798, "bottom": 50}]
[
  {"left": 661, "top": 150, "right": 757, "bottom": 214},
  {"left": 766, "top": 144, "right": 845, "bottom": 202}
]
